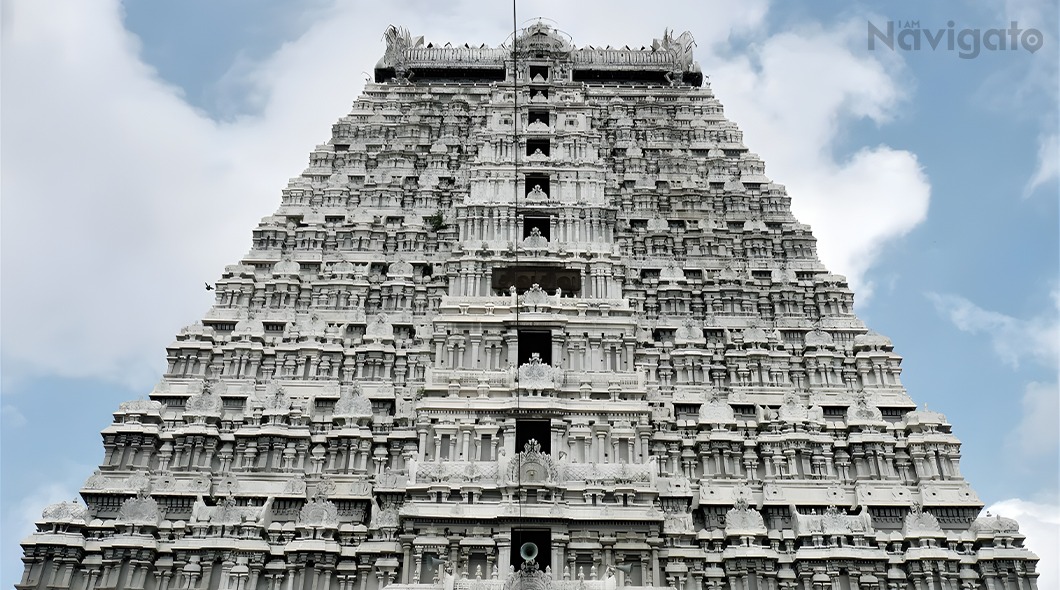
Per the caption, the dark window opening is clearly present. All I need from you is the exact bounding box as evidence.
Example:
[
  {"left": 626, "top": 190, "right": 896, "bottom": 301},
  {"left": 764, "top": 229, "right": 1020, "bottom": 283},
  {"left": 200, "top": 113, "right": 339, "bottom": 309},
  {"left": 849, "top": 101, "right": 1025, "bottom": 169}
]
[
  {"left": 525, "top": 174, "right": 550, "bottom": 198},
  {"left": 439, "top": 434, "right": 451, "bottom": 460},
  {"left": 515, "top": 420, "right": 551, "bottom": 454},
  {"left": 381, "top": 67, "right": 505, "bottom": 83},
  {"left": 572, "top": 69, "right": 669, "bottom": 84},
  {"left": 619, "top": 560, "right": 643, "bottom": 585},
  {"left": 528, "top": 110, "right": 549, "bottom": 126},
  {"left": 529, "top": 65, "right": 550, "bottom": 82},
  {"left": 511, "top": 528, "right": 551, "bottom": 570},
  {"left": 522, "top": 216, "right": 551, "bottom": 240},
  {"left": 526, "top": 139, "right": 551, "bottom": 157},
  {"left": 420, "top": 552, "right": 447, "bottom": 582},
  {"left": 468, "top": 554, "right": 488, "bottom": 579},
  {"left": 518, "top": 330, "right": 552, "bottom": 366},
  {"left": 491, "top": 265, "right": 582, "bottom": 295},
  {"left": 651, "top": 329, "right": 675, "bottom": 345}
]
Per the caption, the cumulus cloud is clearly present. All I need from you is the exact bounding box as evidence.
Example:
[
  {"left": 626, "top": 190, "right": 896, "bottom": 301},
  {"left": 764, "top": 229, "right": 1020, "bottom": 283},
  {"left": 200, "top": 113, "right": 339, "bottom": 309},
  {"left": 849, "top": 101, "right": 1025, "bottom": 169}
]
[
  {"left": 2, "top": 0, "right": 928, "bottom": 390},
  {"left": 703, "top": 23, "right": 930, "bottom": 299},
  {"left": 927, "top": 292, "right": 1059, "bottom": 369},
  {"left": 986, "top": 498, "right": 1060, "bottom": 588}
]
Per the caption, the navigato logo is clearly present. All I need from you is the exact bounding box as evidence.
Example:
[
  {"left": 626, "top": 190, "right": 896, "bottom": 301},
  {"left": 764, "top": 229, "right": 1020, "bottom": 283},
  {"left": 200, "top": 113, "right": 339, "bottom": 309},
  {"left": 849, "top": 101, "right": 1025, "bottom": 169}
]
[{"left": 868, "top": 20, "right": 1044, "bottom": 58}]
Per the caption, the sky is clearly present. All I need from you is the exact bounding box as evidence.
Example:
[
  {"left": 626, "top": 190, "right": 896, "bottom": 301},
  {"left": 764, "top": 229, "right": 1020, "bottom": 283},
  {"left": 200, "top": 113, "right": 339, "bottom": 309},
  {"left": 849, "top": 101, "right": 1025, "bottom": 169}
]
[{"left": 1, "top": 0, "right": 1058, "bottom": 586}]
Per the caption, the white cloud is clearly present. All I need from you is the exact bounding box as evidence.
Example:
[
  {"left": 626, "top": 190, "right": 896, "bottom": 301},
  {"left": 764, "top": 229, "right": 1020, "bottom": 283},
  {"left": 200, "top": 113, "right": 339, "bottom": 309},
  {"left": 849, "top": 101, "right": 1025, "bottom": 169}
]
[
  {"left": 986, "top": 498, "right": 1060, "bottom": 588},
  {"left": 1, "top": 0, "right": 929, "bottom": 390},
  {"left": 927, "top": 292, "right": 1059, "bottom": 369},
  {"left": 929, "top": 293, "right": 1060, "bottom": 458},
  {"left": 1010, "top": 381, "right": 1060, "bottom": 456},
  {"left": 1025, "top": 133, "right": 1059, "bottom": 197},
  {"left": 703, "top": 22, "right": 930, "bottom": 299}
]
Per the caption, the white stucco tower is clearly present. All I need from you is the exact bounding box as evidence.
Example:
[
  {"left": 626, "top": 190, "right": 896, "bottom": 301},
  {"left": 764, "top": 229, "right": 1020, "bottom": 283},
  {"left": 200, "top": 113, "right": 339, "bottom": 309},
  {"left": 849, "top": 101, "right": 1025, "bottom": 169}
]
[{"left": 20, "top": 23, "right": 1040, "bottom": 590}]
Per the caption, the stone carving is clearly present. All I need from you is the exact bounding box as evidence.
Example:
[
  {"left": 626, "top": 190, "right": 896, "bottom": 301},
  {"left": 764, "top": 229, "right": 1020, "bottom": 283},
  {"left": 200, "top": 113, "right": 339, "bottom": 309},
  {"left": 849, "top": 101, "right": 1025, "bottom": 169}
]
[
  {"left": 902, "top": 502, "right": 943, "bottom": 536},
  {"left": 191, "top": 495, "right": 271, "bottom": 526},
  {"left": 273, "top": 257, "right": 300, "bottom": 276},
  {"left": 185, "top": 381, "right": 223, "bottom": 418},
  {"left": 762, "top": 482, "right": 785, "bottom": 501},
  {"left": 792, "top": 506, "right": 873, "bottom": 538},
  {"left": 698, "top": 391, "right": 736, "bottom": 425},
  {"left": 116, "top": 492, "right": 161, "bottom": 527},
  {"left": 674, "top": 318, "right": 703, "bottom": 342},
  {"left": 187, "top": 474, "right": 211, "bottom": 493},
  {"left": 522, "top": 226, "right": 549, "bottom": 249},
  {"left": 853, "top": 331, "right": 893, "bottom": 351},
  {"left": 365, "top": 313, "right": 394, "bottom": 340},
  {"left": 298, "top": 497, "right": 340, "bottom": 529},
  {"left": 804, "top": 328, "right": 835, "bottom": 349},
  {"left": 217, "top": 475, "right": 239, "bottom": 497},
  {"left": 518, "top": 354, "right": 559, "bottom": 390},
  {"left": 388, "top": 260, "right": 414, "bottom": 277},
  {"left": 380, "top": 25, "right": 423, "bottom": 73},
  {"left": 334, "top": 384, "right": 373, "bottom": 422},
  {"left": 521, "top": 284, "right": 551, "bottom": 306},
  {"left": 118, "top": 398, "right": 163, "bottom": 415},
  {"left": 526, "top": 185, "right": 548, "bottom": 201},
  {"left": 369, "top": 496, "right": 401, "bottom": 540},
  {"left": 503, "top": 566, "right": 551, "bottom": 590},
  {"left": 564, "top": 461, "right": 652, "bottom": 484},
  {"left": 41, "top": 500, "right": 90, "bottom": 524},
  {"left": 741, "top": 326, "right": 769, "bottom": 346},
  {"left": 847, "top": 389, "right": 884, "bottom": 423},
  {"left": 283, "top": 474, "right": 308, "bottom": 496},
  {"left": 509, "top": 439, "right": 558, "bottom": 484},
  {"left": 662, "top": 505, "right": 694, "bottom": 534},
  {"left": 646, "top": 216, "right": 668, "bottom": 231},
  {"left": 330, "top": 260, "right": 357, "bottom": 277},
  {"left": 653, "top": 28, "right": 697, "bottom": 69},
  {"left": 314, "top": 475, "right": 337, "bottom": 499},
  {"left": 724, "top": 497, "right": 766, "bottom": 537},
  {"left": 972, "top": 513, "right": 1021, "bottom": 534},
  {"left": 778, "top": 392, "right": 808, "bottom": 423},
  {"left": 261, "top": 382, "right": 293, "bottom": 414},
  {"left": 126, "top": 471, "right": 152, "bottom": 494},
  {"left": 660, "top": 263, "right": 685, "bottom": 281},
  {"left": 83, "top": 469, "right": 107, "bottom": 490}
]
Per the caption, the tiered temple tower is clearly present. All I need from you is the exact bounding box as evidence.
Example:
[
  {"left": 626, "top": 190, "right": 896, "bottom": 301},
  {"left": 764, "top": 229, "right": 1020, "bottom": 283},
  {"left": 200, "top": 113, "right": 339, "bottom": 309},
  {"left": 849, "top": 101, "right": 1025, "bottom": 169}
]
[{"left": 20, "top": 23, "right": 1040, "bottom": 590}]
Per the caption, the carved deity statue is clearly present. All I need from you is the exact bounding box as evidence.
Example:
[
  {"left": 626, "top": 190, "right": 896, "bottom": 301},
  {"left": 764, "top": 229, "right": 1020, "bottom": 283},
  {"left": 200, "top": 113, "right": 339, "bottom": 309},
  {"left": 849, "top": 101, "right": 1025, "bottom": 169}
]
[{"left": 522, "top": 226, "right": 548, "bottom": 249}]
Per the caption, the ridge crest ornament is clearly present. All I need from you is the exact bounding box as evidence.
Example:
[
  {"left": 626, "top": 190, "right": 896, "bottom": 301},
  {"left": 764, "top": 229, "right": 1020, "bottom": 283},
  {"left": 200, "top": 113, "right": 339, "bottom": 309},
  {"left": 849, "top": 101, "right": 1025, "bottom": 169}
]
[{"left": 18, "top": 21, "right": 1038, "bottom": 589}]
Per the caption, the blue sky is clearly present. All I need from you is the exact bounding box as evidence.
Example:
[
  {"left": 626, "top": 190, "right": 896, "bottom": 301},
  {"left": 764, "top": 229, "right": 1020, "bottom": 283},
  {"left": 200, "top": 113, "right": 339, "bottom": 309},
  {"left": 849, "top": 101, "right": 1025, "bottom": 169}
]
[{"left": 2, "top": 0, "right": 1057, "bottom": 586}]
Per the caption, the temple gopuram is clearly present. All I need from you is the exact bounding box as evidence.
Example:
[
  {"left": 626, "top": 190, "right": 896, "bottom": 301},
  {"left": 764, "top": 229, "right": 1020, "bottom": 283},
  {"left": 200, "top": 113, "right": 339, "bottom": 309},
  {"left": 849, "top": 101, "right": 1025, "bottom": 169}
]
[{"left": 19, "top": 22, "right": 1040, "bottom": 590}]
